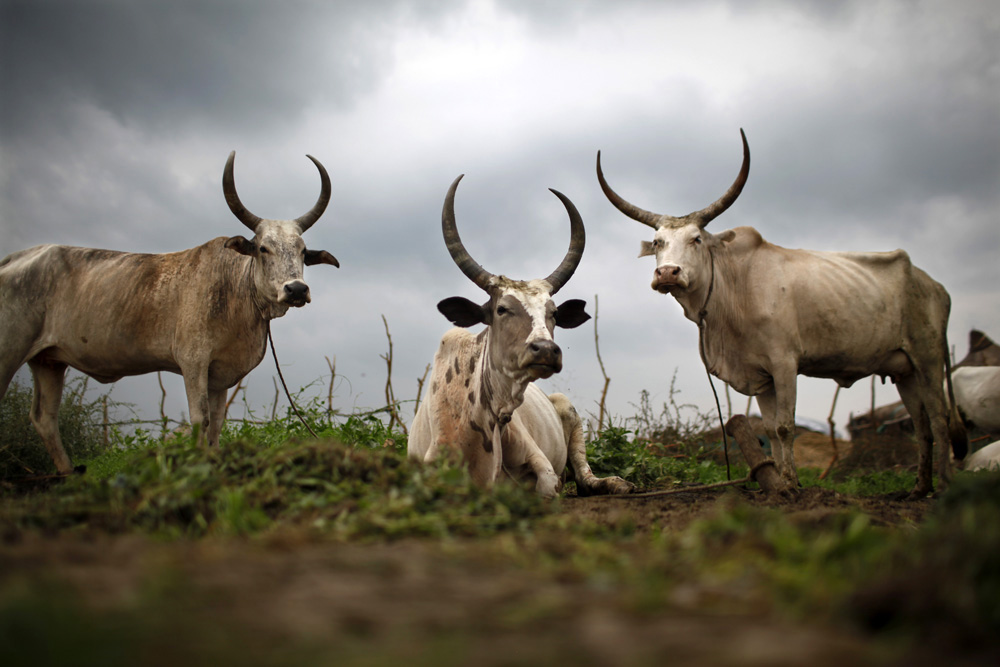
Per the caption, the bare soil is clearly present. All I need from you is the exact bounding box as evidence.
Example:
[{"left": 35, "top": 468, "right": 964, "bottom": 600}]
[{"left": 4, "top": 484, "right": 980, "bottom": 667}]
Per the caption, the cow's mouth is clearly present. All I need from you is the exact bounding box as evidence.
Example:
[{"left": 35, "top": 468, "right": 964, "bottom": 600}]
[{"left": 527, "top": 362, "right": 560, "bottom": 378}]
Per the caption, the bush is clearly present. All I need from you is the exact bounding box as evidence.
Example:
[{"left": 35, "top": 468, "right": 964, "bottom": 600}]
[{"left": 0, "top": 377, "right": 110, "bottom": 478}]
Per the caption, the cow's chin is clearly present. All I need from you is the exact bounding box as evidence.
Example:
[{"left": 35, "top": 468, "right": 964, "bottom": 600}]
[
  {"left": 525, "top": 363, "right": 560, "bottom": 380},
  {"left": 278, "top": 297, "right": 310, "bottom": 309},
  {"left": 651, "top": 278, "right": 687, "bottom": 294}
]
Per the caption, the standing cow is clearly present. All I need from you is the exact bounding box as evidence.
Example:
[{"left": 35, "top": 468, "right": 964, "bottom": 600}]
[
  {"left": 408, "top": 175, "right": 634, "bottom": 498},
  {"left": 597, "top": 130, "right": 965, "bottom": 498},
  {"left": 0, "top": 152, "right": 339, "bottom": 474}
]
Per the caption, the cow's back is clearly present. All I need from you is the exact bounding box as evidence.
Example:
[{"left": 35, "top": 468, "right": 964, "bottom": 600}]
[{"left": 752, "top": 245, "right": 947, "bottom": 384}]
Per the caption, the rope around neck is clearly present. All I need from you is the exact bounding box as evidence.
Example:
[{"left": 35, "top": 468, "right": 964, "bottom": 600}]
[
  {"left": 696, "top": 247, "right": 732, "bottom": 481},
  {"left": 268, "top": 321, "right": 319, "bottom": 439}
]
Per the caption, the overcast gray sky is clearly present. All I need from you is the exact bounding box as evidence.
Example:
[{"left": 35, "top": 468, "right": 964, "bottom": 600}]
[{"left": 2, "top": 0, "right": 998, "bottom": 438}]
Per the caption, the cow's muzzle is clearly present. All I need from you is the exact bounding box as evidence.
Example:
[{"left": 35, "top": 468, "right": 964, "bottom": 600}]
[
  {"left": 524, "top": 340, "right": 563, "bottom": 378},
  {"left": 652, "top": 264, "right": 685, "bottom": 293},
  {"left": 281, "top": 280, "right": 312, "bottom": 307}
]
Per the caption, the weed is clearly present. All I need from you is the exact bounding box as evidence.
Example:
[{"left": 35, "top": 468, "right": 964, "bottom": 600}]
[{"left": 0, "top": 377, "right": 111, "bottom": 478}]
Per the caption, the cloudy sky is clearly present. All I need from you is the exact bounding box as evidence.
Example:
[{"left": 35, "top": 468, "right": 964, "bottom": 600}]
[{"left": 2, "top": 0, "right": 998, "bottom": 439}]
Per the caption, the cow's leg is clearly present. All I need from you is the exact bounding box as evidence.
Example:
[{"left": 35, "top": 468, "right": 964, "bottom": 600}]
[
  {"left": 520, "top": 441, "right": 562, "bottom": 499},
  {"left": 26, "top": 360, "right": 73, "bottom": 474},
  {"left": 757, "top": 370, "right": 799, "bottom": 486},
  {"left": 181, "top": 366, "right": 211, "bottom": 447},
  {"left": 206, "top": 388, "right": 228, "bottom": 447},
  {"left": 896, "top": 378, "right": 934, "bottom": 498},
  {"left": 897, "top": 373, "right": 952, "bottom": 498},
  {"left": 554, "top": 396, "right": 633, "bottom": 496}
]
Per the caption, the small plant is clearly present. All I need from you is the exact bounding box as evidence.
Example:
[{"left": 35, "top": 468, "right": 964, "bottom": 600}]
[
  {"left": 628, "top": 375, "right": 715, "bottom": 457},
  {"left": 0, "top": 376, "right": 111, "bottom": 478}
]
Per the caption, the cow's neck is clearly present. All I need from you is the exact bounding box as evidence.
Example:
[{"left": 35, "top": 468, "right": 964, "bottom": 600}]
[
  {"left": 477, "top": 328, "right": 530, "bottom": 429},
  {"left": 676, "top": 247, "right": 755, "bottom": 388}
]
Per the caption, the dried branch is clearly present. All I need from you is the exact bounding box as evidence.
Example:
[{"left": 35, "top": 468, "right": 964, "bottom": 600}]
[
  {"left": 414, "top": 363, "right": 432, "bottom": 415},
  {"left": 325, "top": 355, "right": 336, "bottom": 413},
  {"left": 380, "top": 314, "right": 406, "bottom": 434},
  {"left": 157, "top": 371, "right": 168, "bottom": 438},
  {"left": 593, "top": 294, "right": 611, "bottom": 431},
  {"left": 271, "top": 377, "right": 280, "bottom": 421},
  {"left": 224, "top": 378, "right": 243, "bottom": 421},
  {"left": 819, "top": 384, "right": 841, "bottom": 480}
]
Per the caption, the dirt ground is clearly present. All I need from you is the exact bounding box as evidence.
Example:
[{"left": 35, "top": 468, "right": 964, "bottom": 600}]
[{"left": 4, "top": 482, "right": 981, "bottom": 667}]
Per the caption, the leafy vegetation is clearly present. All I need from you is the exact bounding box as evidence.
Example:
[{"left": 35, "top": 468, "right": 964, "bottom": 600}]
[
  {"left": 2, "top": 381, "right": 998, "bottom": 664},
  {"left": 3, "top": 433, "right": 547, "bottom": 539},
  {"left": 0, "top": 377, "right": 111, "bottom": 478}
]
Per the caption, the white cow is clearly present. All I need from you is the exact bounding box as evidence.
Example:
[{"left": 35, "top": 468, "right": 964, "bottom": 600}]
[
  {"left": 409, "top": 175, "right": 634, "bottom": 498},
  {"left": 952, "top": 366, "right": 1000, "bottom": 433},
  {"left": 597, "top": 130, "right": 965, "bottom": 498},
  {"left": 0, "top": 152, "right": 339, "bottom": 473},
  {"left": 964, "top": 440, "right": 1000, "bottom": 472}
]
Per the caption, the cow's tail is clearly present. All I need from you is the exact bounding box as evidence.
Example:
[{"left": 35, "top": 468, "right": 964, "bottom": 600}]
[{"left": 944, "top": 336, "right": 968, "bottom": 461}]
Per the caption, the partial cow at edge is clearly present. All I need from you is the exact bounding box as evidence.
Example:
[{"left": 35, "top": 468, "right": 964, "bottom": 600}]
[
  {"left": 408, "top": 175, "right": 634, "bottom": 498},
  {"left": 597, "top": 130, "right": 965, "bottom": 498},
  {"left": 0, "top": 152, "right": 340, "bottom": 474}
]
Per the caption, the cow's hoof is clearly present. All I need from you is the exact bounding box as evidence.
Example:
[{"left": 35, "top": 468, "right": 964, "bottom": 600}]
[
  {"left": 536, "top": 475, "right": 561, "bottom": 499},
  {"left": 578, "top": 476, "right": 635, "bottom": 496},
  {"left": 603, "top": 476, "right": 636, "bottom": 495}
]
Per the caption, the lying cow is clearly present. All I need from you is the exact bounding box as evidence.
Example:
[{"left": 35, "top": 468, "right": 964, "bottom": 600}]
[
  {"left": 955, "top": 329, "right": 1000, "bottom": 369},
  {"left": 0, "top": 152, "right": 339, "bottom": 474},
  {"left": 597, "top": 129, "right": 965, "bottom": 498},
  {"left": 408, "top": 175, "right": 634, "bottom": 498},
  {"left": 952, "top": 366, "right": 1000, "bottom": 433},
  {"left": 964, "top": 440, "right": 1000, "bottom": 472}
]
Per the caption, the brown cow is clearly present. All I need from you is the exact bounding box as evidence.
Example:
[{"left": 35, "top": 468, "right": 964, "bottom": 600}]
[{"left": 0, "top": 152, "right": 339, "bottom": 473}]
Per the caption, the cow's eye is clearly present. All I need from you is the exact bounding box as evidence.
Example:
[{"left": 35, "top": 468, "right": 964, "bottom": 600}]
[
  {"left": 496, "top": 305, "right": 508, "bottom": 315},
  {"left": 693, "top": 236, "right": 702, "bottom": 245},
  {"left": 259, "top": 245, "right": 270, "bottom": 254}
]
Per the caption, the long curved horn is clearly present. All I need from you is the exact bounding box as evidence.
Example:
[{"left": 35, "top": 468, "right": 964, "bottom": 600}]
[
  {"left": 294, "top": 154, "right": 331, "bottom": 233},
  {"left": 596, "top": 150, "right": 669, "bottom": 229},
  {"left": 543, "top": 189, "right": 586, "bottom": 295},
  {"left": 223, "top": 151, "right": 263, "bottom": 232},
  {"left": 687, "top": 128, "right": 750, "bottom": 228},
  {"left": 442, "top": 175, "right": 494, "bottom": 290}
]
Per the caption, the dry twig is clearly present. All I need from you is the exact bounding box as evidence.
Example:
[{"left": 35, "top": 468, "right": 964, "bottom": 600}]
[
  {"left": 380, "top": 315, "right": 406, "bottom": 434},
  {"left": 593, "top": 294, "right": 611, "bottom": 431}
]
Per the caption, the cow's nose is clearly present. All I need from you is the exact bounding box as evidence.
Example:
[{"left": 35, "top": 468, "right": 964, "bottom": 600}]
[
  {"left": 655, "top": 265, "right": 681, "bottom": 279},
  {"left": 283, "top": 281, "right": 310, "bottom": 302},
  {"left": 530, "top": 340, "right": 561, "bottom": 361}
]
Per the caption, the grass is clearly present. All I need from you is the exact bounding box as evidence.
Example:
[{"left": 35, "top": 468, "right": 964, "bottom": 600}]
[{"left": 2, "top": 382, "right": 999, "bottom": 664}]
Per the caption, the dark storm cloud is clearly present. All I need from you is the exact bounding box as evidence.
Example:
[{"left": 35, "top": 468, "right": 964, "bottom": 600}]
[
  {"left": 1, "top": 0, "right": 444, "bottom": 134},
  {"left": 1, "top": 0, "right": 997, "bottom": 433}
]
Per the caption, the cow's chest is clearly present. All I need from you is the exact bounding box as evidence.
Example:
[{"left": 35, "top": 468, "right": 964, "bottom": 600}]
[
  {"left": 206, "top": 327, "right": 268, "bottom": 390},
  {"left": 701, "top": 335, "right": 773, "bottom": 397}
]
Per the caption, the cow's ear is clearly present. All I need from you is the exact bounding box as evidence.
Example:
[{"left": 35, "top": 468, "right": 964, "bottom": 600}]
[
  {"left": 437, "top": 297, "right": 488, "bottom": 328},
  {"left": 716, "top": 230, "right": 736, "bottom": 245},
  {"left": 305, "top": 249, "right": 340, "bottom": 268},
  {"left": 555, "top": 299, "right": 591, "bottom": 329},
  {"left": 638, "top": 240, "right": 655, "bottom": 258},
  {"left": 225, "top": 236, "right": 255, "bottom": 256}
]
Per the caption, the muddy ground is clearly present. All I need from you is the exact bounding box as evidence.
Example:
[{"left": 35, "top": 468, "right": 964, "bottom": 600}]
[{"left": 5, "top": 478, "right": 987, "bottom": 667}]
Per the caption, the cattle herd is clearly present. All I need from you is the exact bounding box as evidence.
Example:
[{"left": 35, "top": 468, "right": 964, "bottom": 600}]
[{"left": 2, "top": 132, "right": 997, "bottom": 499}]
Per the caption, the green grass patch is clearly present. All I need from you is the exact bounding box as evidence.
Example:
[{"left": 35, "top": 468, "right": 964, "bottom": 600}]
[{"left": 2, "top": 435, "right": 550, "bottom": 539}]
